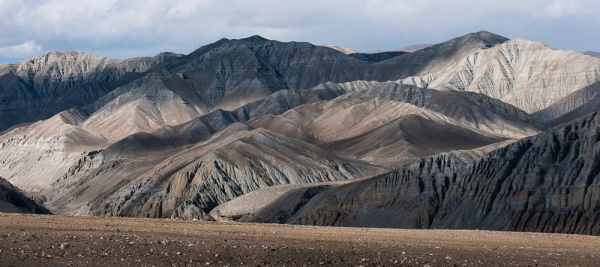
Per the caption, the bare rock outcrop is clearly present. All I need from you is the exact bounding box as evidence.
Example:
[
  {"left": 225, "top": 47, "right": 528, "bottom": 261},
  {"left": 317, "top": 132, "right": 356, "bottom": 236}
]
[
  {"left": 400, "top": 39, "right": 600, "bottom": 113},
  {"left": 533, "top": 81, "right": 600, "bottom": 123},
  {"left": 0, "top": 52, "right": 182, "bottom": 131},
  {"left": 87, "top": 126, "right": 384, "bottom": 220},
  {"left": 288, "top": 112, "right": 600, "bottom": 235},
  {"left": 0, "top": 176, "right": 50, "bottom": 214}
]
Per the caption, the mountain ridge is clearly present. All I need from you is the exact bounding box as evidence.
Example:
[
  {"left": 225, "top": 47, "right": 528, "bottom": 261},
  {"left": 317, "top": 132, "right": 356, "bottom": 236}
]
[{"left": 1, "top": 31, "right": 600, "bottom": 236}]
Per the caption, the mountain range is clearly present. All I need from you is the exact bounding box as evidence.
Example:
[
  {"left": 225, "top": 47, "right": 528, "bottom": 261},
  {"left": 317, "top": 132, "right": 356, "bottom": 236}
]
[
  {"left": 0, "top": 31, "right": 599, "bottom": 234},
  {"left": 584, "top": 51, "right": 600, "bottom": 57}
]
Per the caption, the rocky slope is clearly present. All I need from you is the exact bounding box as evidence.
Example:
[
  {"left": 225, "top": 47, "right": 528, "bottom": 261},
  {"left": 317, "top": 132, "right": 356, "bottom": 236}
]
[
  {"left": 278, "top": 112, "right": 600, "bottom": 235},
  {"left": 375, "top": 31, "right": 509, "bottom": 80},
  {"left": 0, "top": 176, "right": 50, "bottom": 214},
  {"left": 533, "top": 81, "right": 600, "bottom": 124},
  {"left": 397, "top": 44, "right": 433, "bottom": 52},
  {"left": 2, "top": 31, "right": 599, "bottom": 233},
  {"left": 321, "top": 45, "right": 358, "bottom": 54},
  {"left": 283, "top": 81, "right": 541, "bottom": 166},
  {"left": 546, "top": 92, "right": 600, "bottom": 127},
  {"left": 0, "top": 31, "right": 509, "bottom": 133},
  {"left": 0, "top": 52, "right": 182, "bottom": 131},
  {"left": 52, "top": 124, "right": 384, "bottom": 219},
  {"left": 400, "top": 39, "right": 600, "bottom": 113},
  {"left": 111, "top": 80, "right": 540, "bottom": 167},
  {"left": 0, "top": 109, "right": 110, "bottom": 191},
  {"left": 348, "top": 51, "right": 407, "bottom": 62},
  {"left": 0, "top": 79, "right": 542, "bottom": 213},
  {"left": 0, "top": 80, "right": 362, "bottom": 193},
  {"left": 584, "top": 51, "right": 600, "bottom": 57}
]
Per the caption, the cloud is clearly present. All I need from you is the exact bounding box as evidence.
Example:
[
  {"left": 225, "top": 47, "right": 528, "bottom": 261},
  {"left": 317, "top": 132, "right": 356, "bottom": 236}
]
[
  {"left": 537, "top": 0, "right": 583, "bottom": 18},
  {"left": 0, "top": 0, "right": 598, "bottom": 60},
  {"left": 0, "top": 41, "right": 43, "bottom": 58}
]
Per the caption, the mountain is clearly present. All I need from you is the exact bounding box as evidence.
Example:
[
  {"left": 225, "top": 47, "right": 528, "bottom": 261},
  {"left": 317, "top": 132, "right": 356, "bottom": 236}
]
[
  {"left": 0, "top": 51, "right": 182, "bottom": 131},
  {"left": 546, "top": 90, "right": 600, "bottom": 127},
  {"left": 0, "top": 176, "right": 50, "bottom": 214},
  {"left": 119, "top": 80, "right": 540, "bottom": 167},
  {"left": 533, "top": 81, "right": 600, "bottom": 124},
  {"left": 0, "top": 109, "right": 110, "bottom": 191},
  {"left": 0, "top": 31, "right": 509, "bottom": 133},
  {"left": 584, "top": 51, "right": 600, "bottom": 57},
  {"left": 400, "top": 39, "right": 600, "bottom": 113},
  {"left": 2, "top": 31, "right": 600, "bottom": 235},
  {"left": 0, "top": 31, "right": 513, "bottom": 191},
  {"left": 50, "top": 124, "right": 384, "bottom": 219},
  {"left": 396, "top": 44, "right": 433, "bottom": 52},
  {"left": 278, "top": 81, "right": 540, "bottom": 166},
  {"left": 373, "top": 31, "right": 509, "bottom": 81},
  {"left": 0, "top": 78, "right": 540, "bottom": 217},
  {"left": 348, "top": 51, "right": 407, "bottom": 62},
  {"left": 231, "top": 111, "right": 600, "bottom": 235},
  {"left": 322, "top": 45, "right": 358, "bottom": 54}
]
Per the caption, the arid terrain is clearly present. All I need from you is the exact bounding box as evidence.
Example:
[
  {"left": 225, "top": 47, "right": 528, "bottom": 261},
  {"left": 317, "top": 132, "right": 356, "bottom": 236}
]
[
  {"left": 1, "top": 29, "right": 600, "bottom": 267},
  {"left": 0, "top": 214, "right": 599, "bottom": 267}
]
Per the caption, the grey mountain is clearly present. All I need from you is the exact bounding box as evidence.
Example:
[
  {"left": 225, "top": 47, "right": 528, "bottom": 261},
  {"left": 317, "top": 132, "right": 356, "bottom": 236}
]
[
  {"left": 223, "top": 111, "right": 600, "bottom": 235},
  {"left": 0, "top": 52, "right": 182, "bottom": 131},
  {"left": 584, "top": 51, "right": 600, "bottom": 57},
  {"left": 0, "top": 31, "right": 599, "bottom": 236},
  {"left": 396, "top": 43, "right": 434, "bottom": 52}
]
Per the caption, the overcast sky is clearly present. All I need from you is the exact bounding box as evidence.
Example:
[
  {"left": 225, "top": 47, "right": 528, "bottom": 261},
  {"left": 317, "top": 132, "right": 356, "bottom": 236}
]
[{"left": 0, "top": 0, "right": 599, "bottom": 62}]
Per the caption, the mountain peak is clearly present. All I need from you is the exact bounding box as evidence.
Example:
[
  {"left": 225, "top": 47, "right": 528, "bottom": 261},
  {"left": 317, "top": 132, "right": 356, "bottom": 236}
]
[
  {"left": 463, "top": 30, "right": 509, "bottom": 44},
  {"left": 23, "top": 51, "right": 107, "bottom": 64},
  {"left": 240, "top": 35, "right": 269, "bottom": 44},
  {"left": 505, "top": 38, "right": 549, "bottom": 47},
  {"left": 322, "top": 45, "right": 358, "bottom": 54}
]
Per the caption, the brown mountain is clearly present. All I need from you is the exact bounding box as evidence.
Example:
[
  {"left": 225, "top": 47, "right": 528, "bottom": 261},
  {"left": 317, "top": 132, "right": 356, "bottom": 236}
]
[{"left": 0, "top": 176, "right": 50, "bottom": 214}]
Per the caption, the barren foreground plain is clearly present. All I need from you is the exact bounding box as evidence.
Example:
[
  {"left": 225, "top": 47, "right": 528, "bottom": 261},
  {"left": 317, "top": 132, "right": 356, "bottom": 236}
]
[{"left": 0, "top": 214, "right": 599, "bottom": 266}]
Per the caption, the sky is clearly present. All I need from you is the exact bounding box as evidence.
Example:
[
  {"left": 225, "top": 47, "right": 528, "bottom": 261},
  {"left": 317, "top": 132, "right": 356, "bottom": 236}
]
[{"left": 0, "top": 0, "right": 599, "bottom": 63}]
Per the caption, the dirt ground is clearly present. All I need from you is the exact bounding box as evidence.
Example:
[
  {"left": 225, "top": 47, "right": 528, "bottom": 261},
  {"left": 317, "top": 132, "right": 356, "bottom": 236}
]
[{"left": 0, "top": 214, "right": 599, "bottom": 266}]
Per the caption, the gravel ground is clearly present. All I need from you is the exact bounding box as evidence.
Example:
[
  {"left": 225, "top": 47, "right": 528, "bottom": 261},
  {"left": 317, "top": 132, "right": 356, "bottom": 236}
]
[{"left": 0, "top": 213, "right": 599, "bottom": 266}]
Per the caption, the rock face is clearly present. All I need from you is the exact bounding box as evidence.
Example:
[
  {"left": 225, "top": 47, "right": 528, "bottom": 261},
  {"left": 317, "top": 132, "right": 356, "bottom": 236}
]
[
  {"left": 376, "top": 31, "right": 509, "bottom": 80},
  {"left": 0, "top": 109, "right": 110, "bottom": 191},
  {"left": 0, "top": 52, "right": 182, "bottom": 131},
  {"left": 321, "top": 45, "right": 358, "bottom": 54},
  {"left": 28, "top": 80, "right": 538, "bottom": 219},
  {"left": 533, "top": 81, "right": 600, "bottom": 123},
  {"left": 48, "top": 80, "right": 539, "bottom": 220},
  {"left": 285, "top": 112, "right": 600, "bottom": 235},
  {"left": 547, "top": 92, "right": 600, "bottom": 128},
  {"left": 283, "top": 81, "right": 540, "bottom": 166},
  {"left": 0, "top": 176, "right": 50, "bottom": 214},
  {"left": 400, "top": 39, "right": 600, "bottom": 113},
  {"left": 73, "top": 125, "right": 384, "bottom": 220}
]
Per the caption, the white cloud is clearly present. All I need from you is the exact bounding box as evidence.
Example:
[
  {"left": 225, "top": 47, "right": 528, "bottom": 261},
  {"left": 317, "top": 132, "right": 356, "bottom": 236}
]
[
  {"left": 0, "top": 41, "right": 43, "bottom": 58},
  {"left": 537, "top": 0, "right": 582, "bottom": 18}
]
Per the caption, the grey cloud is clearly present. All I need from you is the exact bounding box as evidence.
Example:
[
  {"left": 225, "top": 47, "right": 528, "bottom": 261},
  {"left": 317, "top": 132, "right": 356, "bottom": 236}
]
[{"left": 0, "top": 0, "right": 598, "bottom": 62}]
